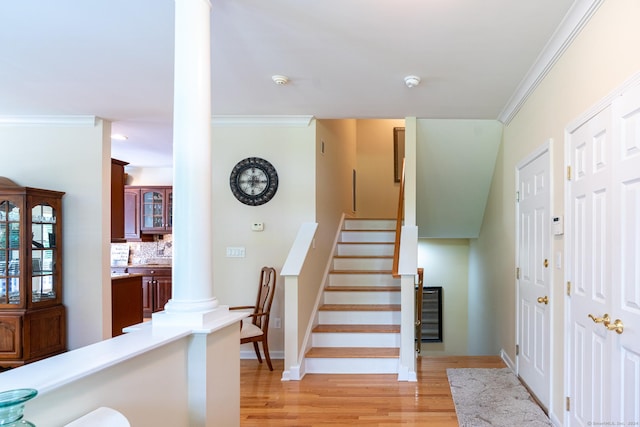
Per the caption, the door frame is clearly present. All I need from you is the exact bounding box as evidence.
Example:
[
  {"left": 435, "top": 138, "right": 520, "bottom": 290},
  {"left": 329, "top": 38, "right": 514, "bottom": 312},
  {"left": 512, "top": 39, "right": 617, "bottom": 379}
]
[{"left": 514, "top": 139, "right": 554, "bottom": 411}]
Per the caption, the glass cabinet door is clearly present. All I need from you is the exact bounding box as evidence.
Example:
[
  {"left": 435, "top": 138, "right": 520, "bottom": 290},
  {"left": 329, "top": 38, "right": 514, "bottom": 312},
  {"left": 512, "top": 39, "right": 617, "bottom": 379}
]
[
  {"left": 142, "top": 191, "right": 164, "bottom": 229},
  {"left": 0, "top": 200, "right": 20, "bottom": 305},
  {"left": 31, "top": 203, "right": 57, "bottom": 303},
  {"left": 166, "top": 189, "right": 173, "bottom": 229},
  {"left": 140, "top": 188, "right": 172, "bottom": 232}
]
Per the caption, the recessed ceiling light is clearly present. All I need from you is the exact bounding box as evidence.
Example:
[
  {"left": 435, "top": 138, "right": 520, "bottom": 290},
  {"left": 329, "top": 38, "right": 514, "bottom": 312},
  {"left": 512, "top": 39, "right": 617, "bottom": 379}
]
[{"left": 111, "top": 134, "right": 128, "bottom": 141}]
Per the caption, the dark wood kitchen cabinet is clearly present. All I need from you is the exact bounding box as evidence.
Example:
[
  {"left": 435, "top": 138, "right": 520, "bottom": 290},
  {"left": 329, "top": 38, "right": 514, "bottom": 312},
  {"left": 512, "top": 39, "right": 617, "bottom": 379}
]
[
  {"left": 124, "top": 187, "right": 141, "bottom": 240},
  {"left": 111, "top": 158, "right": 128, "bottom": 242},
  {"left": 123, "top": 186, "right": 172, "bottom": 239},
  {"left": 139, "top": 187, "right": 173, "bottom": 234},
  {"left": 0, "top": 177, "right": 66, "bottom": 367},
  {"left": 111, "top": 274, "right": 143, "bottom": 337},
  {"left": 127, "top": 266, "right": 171, "bottom": 318}
]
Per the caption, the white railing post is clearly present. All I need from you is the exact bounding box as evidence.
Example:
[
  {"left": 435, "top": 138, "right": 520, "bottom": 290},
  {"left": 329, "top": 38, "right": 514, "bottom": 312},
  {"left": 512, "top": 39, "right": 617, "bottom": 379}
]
[
  {"left": 280, "top": 223, "right": 318, "bottom": 381},
  {"left": 397, "top": 225, "right": 418, "bottom": 381}
]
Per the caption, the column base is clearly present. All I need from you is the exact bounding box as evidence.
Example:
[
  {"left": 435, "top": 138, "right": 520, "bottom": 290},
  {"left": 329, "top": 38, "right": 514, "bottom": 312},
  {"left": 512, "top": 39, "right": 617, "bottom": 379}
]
[{"left": 152, "top": 297, "right": 227, "bottom": 328}]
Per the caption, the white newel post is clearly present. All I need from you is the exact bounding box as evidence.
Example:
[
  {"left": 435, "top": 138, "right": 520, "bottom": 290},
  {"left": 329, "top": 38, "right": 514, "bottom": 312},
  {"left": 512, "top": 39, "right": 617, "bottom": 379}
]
[{"left": 154, "top": 0, "right": 220, "bottom": 326}]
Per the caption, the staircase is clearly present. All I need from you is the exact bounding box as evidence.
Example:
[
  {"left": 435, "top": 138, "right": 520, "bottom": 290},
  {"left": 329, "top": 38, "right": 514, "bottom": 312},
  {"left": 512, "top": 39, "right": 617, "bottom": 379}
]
[{"left": 304, "top": 218, "right": 401, "bottom": 374}]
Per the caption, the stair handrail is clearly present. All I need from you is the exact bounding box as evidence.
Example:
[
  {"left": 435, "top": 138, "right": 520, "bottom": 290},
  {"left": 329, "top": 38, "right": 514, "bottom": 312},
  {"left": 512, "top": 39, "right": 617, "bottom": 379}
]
[{"left": 392, "top": 158, "right": 405, "bottom": 278}]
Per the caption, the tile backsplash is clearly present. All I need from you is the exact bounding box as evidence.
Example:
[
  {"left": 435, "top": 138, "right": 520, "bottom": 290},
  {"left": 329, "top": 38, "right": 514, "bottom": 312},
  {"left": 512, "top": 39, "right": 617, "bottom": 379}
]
[{"left": 111, "top": 235, "right": 173, "bottom": 266}]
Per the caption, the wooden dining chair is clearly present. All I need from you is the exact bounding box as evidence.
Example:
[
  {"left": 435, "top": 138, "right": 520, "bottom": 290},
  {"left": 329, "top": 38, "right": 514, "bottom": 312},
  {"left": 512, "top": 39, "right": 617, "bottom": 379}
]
[{"left": 230, "top": 266, "right": 277, "bottom": 371}]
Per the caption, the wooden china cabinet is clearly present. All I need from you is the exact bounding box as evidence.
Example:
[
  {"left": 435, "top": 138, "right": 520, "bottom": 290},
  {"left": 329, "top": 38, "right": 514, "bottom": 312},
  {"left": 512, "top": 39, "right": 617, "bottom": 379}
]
[{"left": 0, "top": 177, "right": 66, "bottom": 368}]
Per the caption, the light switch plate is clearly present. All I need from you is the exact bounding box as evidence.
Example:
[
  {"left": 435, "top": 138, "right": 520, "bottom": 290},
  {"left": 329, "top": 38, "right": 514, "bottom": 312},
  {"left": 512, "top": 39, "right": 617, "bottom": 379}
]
[{"left": 226, "top": 247, "right": 245, "bottom": 257}]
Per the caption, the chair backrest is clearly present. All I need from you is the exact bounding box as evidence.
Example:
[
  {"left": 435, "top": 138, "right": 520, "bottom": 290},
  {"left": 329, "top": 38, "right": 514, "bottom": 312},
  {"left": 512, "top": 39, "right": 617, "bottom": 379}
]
[{"left": 252, "top": 267, "right": 277, "bottom": 330}]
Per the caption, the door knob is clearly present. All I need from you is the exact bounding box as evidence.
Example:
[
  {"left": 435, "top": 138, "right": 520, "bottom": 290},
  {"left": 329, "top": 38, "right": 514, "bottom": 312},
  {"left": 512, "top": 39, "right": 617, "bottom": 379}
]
[
  {"left": 588, "top": 313, "right": 610, "bottom": 324},
  {"left": 605, "top": 319, "right": 624, "bottom": 334},
  {"left": 537, "top": 296, "right": 549, "bottom": 305}
]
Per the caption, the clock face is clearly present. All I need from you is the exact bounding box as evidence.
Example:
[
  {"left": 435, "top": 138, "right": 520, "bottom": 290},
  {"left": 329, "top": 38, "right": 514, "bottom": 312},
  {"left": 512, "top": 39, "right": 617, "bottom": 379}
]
[{"left": 229, "top": 157, "right": 278, "bottom": 206}]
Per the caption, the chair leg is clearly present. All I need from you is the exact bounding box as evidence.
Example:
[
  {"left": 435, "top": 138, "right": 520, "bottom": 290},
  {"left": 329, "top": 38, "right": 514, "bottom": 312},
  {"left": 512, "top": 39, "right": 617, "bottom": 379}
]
[
  {"left": 253, "top": 341, "right": 263, "bottom": 363},
  {"left": 262, "top": 338, "right": 273, "bottom": 371}
]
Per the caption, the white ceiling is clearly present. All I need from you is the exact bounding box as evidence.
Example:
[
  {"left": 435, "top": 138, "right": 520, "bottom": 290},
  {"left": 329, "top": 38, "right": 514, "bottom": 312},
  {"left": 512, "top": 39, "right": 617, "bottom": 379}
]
[{"left": 0, "top": 0, "right": 578, "bottom": 167}]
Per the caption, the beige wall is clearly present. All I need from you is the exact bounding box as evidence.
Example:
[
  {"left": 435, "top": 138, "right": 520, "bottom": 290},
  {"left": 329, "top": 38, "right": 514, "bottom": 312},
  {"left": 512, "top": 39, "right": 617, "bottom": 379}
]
[
  {"left": 211, "top": 121, "right": 317, "bottom": 355},
  {"left": 308, "top": 119, "right": 358, "bottom": 341},
  {"left": 316, "top": 119, "right": 357, "bottom": 222},
  {"left": 418, "top": 239, "right": 469, "bottom": 355},
  {"left": 0, "top": 119, "right": 111, "bottom": 349},
  {"left": 473, "top": 0, "right": 640, "bottom": 421},
  {"left": 125, "top": 166, "right": 172, "bottom": 186},
  {"left": 355, "top": 119, "right": 404, "bottom": 218}
]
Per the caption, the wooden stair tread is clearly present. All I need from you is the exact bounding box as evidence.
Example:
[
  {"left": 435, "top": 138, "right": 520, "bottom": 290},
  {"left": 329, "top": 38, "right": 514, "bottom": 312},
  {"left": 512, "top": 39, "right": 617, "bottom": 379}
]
[
  {"left": 345, "top": 218, "right": 394, "bottom": 220},
  {"left": 341, "top": 229, "right": 395, "bottom": 232},
  {"left": 336, "top": 242, "right": 394, "bottom": 245},
  {"left": 330, "top": 270, "right": 392, "bottom": 274},
  {"left": 306, "top": 347, "right": 399, "bottom": 358},
  {"left": 324, "top": 286, "right": 400, "bottom": 292},
  {"left": 333, "top": 255, "right": 393, "bottom": 259},
  {"left": 319, "top": 304, "right": 400, "bottom": 311},
  {"left": 313, "top": 324, "right": 400, "bottom": 333}
]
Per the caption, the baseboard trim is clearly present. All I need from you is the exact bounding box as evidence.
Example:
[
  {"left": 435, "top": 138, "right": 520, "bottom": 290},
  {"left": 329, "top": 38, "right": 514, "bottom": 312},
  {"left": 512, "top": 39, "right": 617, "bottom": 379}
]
[
  {"left": 500, "top": 348, "right": 516, "bottom": 372},
  {"left": 240, "top": 350, "right": 284, "bottom": 360},
  {"left": 549, "top": 411, "right": 562, "bottom": 427}
]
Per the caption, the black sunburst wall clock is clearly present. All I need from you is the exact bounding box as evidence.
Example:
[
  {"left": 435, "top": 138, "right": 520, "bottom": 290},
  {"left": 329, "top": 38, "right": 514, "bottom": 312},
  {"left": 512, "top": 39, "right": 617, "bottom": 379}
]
[{"left": 229, "top": 157, "right": 279, "bottom": 206}]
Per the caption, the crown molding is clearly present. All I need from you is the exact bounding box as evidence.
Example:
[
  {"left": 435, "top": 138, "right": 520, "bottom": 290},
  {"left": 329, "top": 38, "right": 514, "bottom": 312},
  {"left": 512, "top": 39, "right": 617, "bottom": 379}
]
[
  {"left": 211, "top": 115, "right": 315, "bottom": 127},
  {"left": 498, "top": 0, "right": 604, "bottom": 125},
  {"left": 0, "top": 115, "right": 97, "bottom": 127}
]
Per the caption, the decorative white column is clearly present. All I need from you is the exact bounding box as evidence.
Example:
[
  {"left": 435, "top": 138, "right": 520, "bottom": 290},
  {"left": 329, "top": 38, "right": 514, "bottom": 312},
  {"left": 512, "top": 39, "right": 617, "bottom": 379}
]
[{"left": 154, "top": 0, "right": 220, "bottom": 326}]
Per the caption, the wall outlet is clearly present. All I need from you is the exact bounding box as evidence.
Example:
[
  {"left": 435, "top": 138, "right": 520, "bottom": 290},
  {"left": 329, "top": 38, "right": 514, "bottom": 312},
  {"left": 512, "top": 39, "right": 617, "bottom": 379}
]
[
  {"left": 251, "top": 222, "right": 264, "bottom": 231},
  {"left": 273, "top": 318, "right": 281, "bottom": 328}
]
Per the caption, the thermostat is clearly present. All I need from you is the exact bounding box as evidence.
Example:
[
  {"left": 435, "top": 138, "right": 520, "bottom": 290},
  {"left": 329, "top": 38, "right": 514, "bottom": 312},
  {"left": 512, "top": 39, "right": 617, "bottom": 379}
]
[{"left": 553, "top": 216, "right": 564, "bottom": 236}]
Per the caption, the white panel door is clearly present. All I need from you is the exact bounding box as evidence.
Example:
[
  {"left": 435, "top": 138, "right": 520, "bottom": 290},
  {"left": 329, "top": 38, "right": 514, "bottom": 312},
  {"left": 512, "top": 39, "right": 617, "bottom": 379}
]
[
  {"left": 517, "top": 148, "right": 551, "bottom": 408},
  {"left": 568, "top": 106, "right": 613, "bottom": 426},
  {"left": 568, "top": 81, "right": 640, "bottom": 426},
  {"left": 611, "top": 83, "right": 640, "bottom": 423}
]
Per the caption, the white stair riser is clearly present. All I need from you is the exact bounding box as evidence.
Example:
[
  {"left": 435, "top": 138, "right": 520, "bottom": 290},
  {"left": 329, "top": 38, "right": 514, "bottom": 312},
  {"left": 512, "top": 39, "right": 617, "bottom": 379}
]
[
  {"left": 332, "top": 257, "right": 393, "bottom": 270},
  {"left": 323, "top": 291, "right": 400, "bottom": 305},
  {"left": 329, "top": 274, "right": 400, "bottom": 286},
  {"left": 312, "top": 332, "right": 400, "bottom": 348},
  {"left": 305, "top": 357, "right": 399, "bottom": 374},
  {"left": 318, "top": 310, "right": 400, "bottom": 325},
  {"left": 336, "top": 243, "right": 394, "bottom": 256},
  {"left": 340, "top": 231, "right": 395, "bottom": 243},
  {"left": 343, "top": 220, "right": 396, "bottom": 230}
]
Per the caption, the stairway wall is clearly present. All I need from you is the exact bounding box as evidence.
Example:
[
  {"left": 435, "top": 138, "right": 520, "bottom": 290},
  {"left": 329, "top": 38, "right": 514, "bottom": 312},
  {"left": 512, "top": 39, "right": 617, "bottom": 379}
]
[
  {"left": 417, "top": 238, "right": 470, "bottom": 356},
  {"left": 355, "top": 119, "right": 404, "bottom": 218}
]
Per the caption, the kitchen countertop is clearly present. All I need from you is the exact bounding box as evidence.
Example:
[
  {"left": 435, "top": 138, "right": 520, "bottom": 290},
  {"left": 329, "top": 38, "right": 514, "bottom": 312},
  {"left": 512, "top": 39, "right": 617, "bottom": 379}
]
[
  {"left": 128, "top": 264, "right": 172, "bottom": 268},
  {"left": 111, "top": 263, "right": 172, "bottom": 270},
  {"left": 111, "top": 273, "right": 145, "bottom": 280}
]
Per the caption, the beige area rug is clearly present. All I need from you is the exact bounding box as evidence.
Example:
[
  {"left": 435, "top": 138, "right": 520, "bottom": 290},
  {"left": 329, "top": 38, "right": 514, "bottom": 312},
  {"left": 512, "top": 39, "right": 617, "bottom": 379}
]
[{"left": 447, "top": 368, "right": 552, "bottom": 427}]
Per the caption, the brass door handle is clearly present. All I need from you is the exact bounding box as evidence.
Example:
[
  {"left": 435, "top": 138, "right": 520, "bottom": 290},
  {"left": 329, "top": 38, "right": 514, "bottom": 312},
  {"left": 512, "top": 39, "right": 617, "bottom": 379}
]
[
  {"left": 588, "top": 313, "right": 611, "bottom": 324},
  {"left": 537, "top": 296, "right": 549, "bottom": 305},
  {"left": 605, "top": 319, "right": 624, "bottom": 334}
]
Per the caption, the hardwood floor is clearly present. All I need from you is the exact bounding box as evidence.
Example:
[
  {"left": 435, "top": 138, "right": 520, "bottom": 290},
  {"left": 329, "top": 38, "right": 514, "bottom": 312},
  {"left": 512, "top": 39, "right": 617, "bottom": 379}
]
[{"left": 241, "top": 355, "right": 506, "bottom": 426}]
